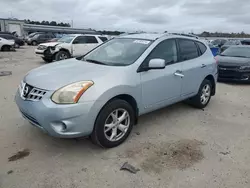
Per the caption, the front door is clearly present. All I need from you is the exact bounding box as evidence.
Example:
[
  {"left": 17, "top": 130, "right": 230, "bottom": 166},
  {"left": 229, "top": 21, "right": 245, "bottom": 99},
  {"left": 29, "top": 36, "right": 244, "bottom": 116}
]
[{"left": 140, "top": 39, "right": 182, "bottom": 112}]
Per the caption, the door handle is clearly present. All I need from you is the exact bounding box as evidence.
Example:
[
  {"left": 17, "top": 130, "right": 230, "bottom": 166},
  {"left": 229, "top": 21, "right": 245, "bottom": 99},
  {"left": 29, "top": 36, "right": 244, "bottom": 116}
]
[
  {"left": 174, "top": 71, "right": 184, "bottom": 78},
  {"left": 201, "top": 64, "right": 207, "bottom": 68}
]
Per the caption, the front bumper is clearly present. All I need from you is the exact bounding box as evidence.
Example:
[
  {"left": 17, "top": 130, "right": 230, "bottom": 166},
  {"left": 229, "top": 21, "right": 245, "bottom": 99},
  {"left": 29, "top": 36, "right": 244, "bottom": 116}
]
[
  {"left": 15, "top": 89, "right": 99, "bottom": 138},
  {"left": 35, "top": 48, "right": 55, "bottom": 59},
  {"left": 218, "top": 69, "right": 250, "bottom": 82}
]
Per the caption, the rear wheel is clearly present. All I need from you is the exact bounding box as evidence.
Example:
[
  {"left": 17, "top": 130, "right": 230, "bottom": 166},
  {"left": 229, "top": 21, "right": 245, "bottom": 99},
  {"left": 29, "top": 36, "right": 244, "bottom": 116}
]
[
  {"left": 42, "top": 57, "right": 53, "bottom": 63},
  {"left": 1, "top": 45, "right": 11, "bottom": 51},
  {"left": 189, "top": 79, "right": 212, "bottom": 109},
  {"left": 91, "top": 99, "right": 135, "bottom": 148},
  {"left": 55, "top": 51, "right": 70, "bottom": 61}
]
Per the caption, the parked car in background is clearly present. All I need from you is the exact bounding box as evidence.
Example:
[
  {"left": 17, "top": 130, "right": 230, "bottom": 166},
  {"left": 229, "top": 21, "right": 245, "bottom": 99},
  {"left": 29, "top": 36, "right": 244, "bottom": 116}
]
[
  {"left": 0, "top": 34, "right": 25, "bottom": 48},
  {"left": 0, "top": 37, "right": 15, "bottom": 51},
  {"left": 25, "top": 32, "right": 44, "bottom": 43},
  {"left": 16, "top": 33, "right": 217, "bottom": 148},
  {"left": 26, "top": 33, "right": 55, "bottom": 46},
  {"left": 35, "top": 34, "right": 106, "bottom": 62},
  {"left": 241, "top": 39, "right": 250, "bottom": 45},
  {"left": 217, "top": 46, "right": 250, "bottom": 82},
  {"left": 220, "top": 40, "right": 242, "bottom": 53},
  {"left": 211, "top": 39, "right": 227, "bottom": 48}
]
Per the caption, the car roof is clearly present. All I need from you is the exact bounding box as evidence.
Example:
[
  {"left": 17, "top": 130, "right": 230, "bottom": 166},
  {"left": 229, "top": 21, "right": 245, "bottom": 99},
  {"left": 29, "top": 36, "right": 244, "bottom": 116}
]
[
  {"left": 118, "top": 33, "right": 203, "bottom": 42},
  {"left": 119, "top": 33, "right": 164, "bottom": 40}
]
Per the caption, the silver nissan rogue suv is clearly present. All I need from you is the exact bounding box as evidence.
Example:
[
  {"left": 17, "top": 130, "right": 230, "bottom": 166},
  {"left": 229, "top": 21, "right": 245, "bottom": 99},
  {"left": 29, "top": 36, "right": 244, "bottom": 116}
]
[{"left": 16, "top": 33, "right": 217, "bottom": 148}]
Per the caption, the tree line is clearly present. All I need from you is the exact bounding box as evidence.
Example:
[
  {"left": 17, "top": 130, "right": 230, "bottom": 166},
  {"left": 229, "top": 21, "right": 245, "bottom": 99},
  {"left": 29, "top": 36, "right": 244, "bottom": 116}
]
[
  {"left": 24, "top": 19, "right": 71, "bottom": 27},
  {"left": 198, "top": 31, "right": 250, "bottom": 38}
]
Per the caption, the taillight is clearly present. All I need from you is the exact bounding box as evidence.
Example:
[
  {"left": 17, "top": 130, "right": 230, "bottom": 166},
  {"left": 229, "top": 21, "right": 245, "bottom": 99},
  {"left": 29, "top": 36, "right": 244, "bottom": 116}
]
[{"left": 214, "top": 56, "right": 218, "bottom": 64}]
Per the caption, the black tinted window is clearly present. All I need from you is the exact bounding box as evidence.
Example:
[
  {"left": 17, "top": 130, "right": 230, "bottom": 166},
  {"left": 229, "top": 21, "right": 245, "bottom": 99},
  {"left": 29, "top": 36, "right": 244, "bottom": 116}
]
[
  {"left": 197, "top": 42, "right": 207, "bottom": 54},
  {"left": 74, "top": 36, "right": 86, "bottom": 44},
  {"left": 98, "top": 36, "right": 108, "bottom": 42},
  {"left": 178, "top": 39, "right": 199, "bottom": 61},
  {"left": 86, "top": 36, "right": 98, "bottom": 43}
]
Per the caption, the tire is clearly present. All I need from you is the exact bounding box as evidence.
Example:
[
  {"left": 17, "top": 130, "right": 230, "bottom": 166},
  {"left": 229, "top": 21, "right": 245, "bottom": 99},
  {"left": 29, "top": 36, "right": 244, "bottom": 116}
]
[
  {"left": 32, "top": 41, "right": 38, "bottom": 46},
  {"left": 1, "top": 45, "right": 11, "bottom": 51},
  {"left": 42, "top": 57, "right": 53, "bottom": 63},
  {"left": 189, "top": 79, "right": 212, "bottom": 109},
  {"left": 55, "top": 51, "right": 70, "bottom": 61},
  {"left": 91, "top": 99, "right": 135, "bottom": 148}
]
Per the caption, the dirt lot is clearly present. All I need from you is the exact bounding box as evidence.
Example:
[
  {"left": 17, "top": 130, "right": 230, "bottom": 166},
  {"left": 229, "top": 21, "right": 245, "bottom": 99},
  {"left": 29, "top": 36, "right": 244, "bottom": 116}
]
[{"left": 1, "top": 46, "right": 250, "bottom": 188}]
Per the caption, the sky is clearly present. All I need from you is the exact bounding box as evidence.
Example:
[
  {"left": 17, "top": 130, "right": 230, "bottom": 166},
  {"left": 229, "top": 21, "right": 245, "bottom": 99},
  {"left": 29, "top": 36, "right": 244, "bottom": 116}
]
[{"left": 0, "top": 0, "right": 249, "bottom": 33}]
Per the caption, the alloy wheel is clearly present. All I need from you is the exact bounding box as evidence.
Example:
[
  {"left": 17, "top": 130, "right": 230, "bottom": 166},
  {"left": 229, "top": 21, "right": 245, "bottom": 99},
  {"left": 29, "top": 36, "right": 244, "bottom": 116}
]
[
  {"left": 200, "top": 84, "right": 211, "bottom": 105},
  {"left": 104, "top": 108, "right": 130, "bottom": 142}
]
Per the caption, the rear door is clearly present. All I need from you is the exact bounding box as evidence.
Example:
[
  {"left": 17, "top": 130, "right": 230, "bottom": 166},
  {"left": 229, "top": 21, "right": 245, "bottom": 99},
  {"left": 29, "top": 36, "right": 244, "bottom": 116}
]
[
  {"left": 177, "top": 38, "right": 204, "bottom": 97},
  {"left": 140, "top": 39, "right": 182, "bottom": 112},
  {"left": 72, "top": 36, "right": 100, "bottom": 56}
]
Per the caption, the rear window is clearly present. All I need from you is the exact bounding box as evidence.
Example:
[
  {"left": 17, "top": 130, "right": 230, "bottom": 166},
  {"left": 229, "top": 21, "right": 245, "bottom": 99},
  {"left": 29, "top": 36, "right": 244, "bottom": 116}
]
[
  {"left": 85, "top": 36, "right": 98, "bottom": 43},
  {"left": 98, "top": 36, "right": 108, "bottom": 42},
  {"left": 178, "top": 39, "right": 199, "bottom": 61},
  {"left": 196, "top": 42, "right": 207, "bottom": 54}
]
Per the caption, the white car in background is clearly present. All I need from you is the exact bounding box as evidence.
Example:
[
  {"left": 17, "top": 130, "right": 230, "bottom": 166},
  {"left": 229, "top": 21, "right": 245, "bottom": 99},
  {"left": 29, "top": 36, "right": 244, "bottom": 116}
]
[
  {"left": 0, "top": 37, "right": 15, "bottom": 51},
  {"left": 35, "top": 34, "right": 108, "bottom": 63}
]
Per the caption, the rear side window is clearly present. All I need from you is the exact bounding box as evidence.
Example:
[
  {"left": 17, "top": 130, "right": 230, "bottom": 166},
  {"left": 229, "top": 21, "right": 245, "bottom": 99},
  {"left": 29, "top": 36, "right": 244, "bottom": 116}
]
[
  {"left": 196, "top": 42, "right": 207, "bottom": 55},
  {"left": 178, "top": 39, "right": 199, "bottom": 61},
  {"left": 98, "top": 36, "right": 108, "bottom": 42},
  {"left": 85, "top": 36, "right": 98, "bottom": 43}
]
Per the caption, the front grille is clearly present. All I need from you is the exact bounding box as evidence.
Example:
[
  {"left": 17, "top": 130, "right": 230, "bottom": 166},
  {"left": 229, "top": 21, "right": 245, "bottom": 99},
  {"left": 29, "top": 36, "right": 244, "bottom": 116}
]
[
  {"left": 20, "top": 110, "right": 41, "bottom": 126},
  {"left": 27, "top": 88, "right": 47, "bottom": 101},
  {"left": 19, "top": 81, "right": 47, "bottom": 101},
  {"left": 218, "top": 65, "right": 240, "bottom": 71}
]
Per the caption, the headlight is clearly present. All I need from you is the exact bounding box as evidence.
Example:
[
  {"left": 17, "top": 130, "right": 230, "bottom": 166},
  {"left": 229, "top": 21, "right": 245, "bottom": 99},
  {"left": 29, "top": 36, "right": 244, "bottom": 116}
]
[
  {"left": 240, "top": 66, "right": 250, "bottom": 70},
  {"left": 51, "top": 81, "right": 94, "bottom": 104}
]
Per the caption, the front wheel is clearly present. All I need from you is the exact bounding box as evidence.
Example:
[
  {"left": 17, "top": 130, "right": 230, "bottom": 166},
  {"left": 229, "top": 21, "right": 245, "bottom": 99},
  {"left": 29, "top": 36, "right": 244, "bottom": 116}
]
[
  {"left": 189, "top": 79, "right": 212, "bottom": 109},
  {"left": 55, "top": 51, "right": 70, "bottom": 61},
  {"left": 91, "top": 99, "right": 135, "bottom": 148},
  {"left": 32, "top": 41, "right": 37, "bottom": 46}
]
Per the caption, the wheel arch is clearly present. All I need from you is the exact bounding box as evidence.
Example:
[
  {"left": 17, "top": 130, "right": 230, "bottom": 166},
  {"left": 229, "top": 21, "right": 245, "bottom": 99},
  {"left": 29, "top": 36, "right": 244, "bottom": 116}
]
[
  {"left": 205, "top": 74, "right": 216, "bottom": 96},
  {"left": 95, "top": 94, "right": 139, "bottom": 126}
]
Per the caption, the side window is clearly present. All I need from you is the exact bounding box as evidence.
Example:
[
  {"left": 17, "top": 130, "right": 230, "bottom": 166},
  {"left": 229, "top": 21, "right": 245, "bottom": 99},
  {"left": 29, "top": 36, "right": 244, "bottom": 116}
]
[
  {"left": 85, "top": 36, "right": 98, "bottom": 44},
  {"left": 196, "top": 42, "right": 207, "bottom": 55},
  {"left": 178, "top": 39, "right": 199, "bottom": 61},
  {"left": 98, "top": 36, "right": 108, "bottom": 42},
  {"left": 38, "top": 34, "right": 45, "bottom": 39},
  {"left": 145, "top": 39, "right": 178, "bottom": 66},
  {"left": 73, "top": 36, "right": 86, "bottom": 44}
]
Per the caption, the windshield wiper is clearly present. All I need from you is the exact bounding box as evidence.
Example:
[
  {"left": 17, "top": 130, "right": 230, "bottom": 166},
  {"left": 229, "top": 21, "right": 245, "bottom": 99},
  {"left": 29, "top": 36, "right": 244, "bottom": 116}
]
[{"left": 84, "top": 59, "right": 107, "bottom": 65}]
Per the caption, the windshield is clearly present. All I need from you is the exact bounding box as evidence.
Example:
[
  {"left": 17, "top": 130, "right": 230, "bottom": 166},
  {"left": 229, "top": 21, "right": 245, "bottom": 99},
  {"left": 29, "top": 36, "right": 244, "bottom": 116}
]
[
  {"left": 83, "top": 38, "right": 152, "bottom": 66},
  {"left": 221, "top": 47, "right": 250, "bottom": 58},
  {"left": 58, "top": 35, "right": 75, "bottom": 43},
  {"left": 28, "top": 33, "right": 38, "bottom": 38}
]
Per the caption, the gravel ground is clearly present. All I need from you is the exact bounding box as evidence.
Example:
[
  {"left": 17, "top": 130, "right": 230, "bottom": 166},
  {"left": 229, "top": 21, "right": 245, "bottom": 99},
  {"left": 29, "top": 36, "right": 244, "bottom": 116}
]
[{"left": 1, "top": 46, "right": 250, "bottom": 188}]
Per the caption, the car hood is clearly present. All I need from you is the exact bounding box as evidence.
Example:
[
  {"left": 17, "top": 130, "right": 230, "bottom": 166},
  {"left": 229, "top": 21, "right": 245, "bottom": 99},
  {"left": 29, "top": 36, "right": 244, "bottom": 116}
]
[
  {"left": 24, "top": 58, "right": 120, "bottom": 90},
  {"left": 39, "top": 42, "right": 61, "bottom": 47},
  {"left": 216, "top": 55, "right": 250, "bottom": 66}
]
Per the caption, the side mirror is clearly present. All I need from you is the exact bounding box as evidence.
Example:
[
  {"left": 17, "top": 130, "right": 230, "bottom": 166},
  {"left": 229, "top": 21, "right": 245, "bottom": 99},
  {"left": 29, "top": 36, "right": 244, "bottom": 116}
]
[
  {"left": 73, "top": 40, "right": 79, "bottom": 44},
  {"left": 148, "top": 59, "right": 166, "bottom": 69}
]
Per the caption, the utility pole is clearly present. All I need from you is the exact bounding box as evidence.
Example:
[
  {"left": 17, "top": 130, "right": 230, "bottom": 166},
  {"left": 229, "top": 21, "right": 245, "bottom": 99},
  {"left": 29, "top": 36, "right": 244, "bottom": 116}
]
[{"left": 71, "top": 20, "right": 73, "bottom": 28}]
